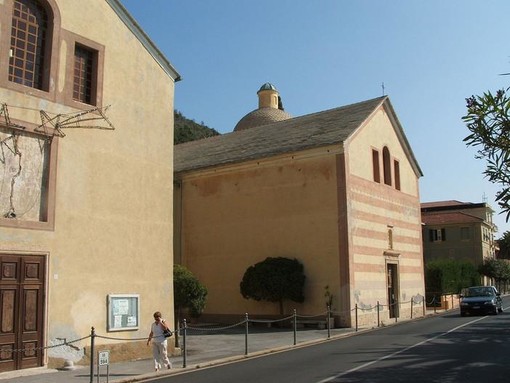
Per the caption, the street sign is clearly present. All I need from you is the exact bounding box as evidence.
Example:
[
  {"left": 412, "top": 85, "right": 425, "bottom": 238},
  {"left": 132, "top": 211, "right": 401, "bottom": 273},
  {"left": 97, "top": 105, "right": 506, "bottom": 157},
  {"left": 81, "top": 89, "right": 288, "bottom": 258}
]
[{"left": 98, "top": 350, "right": 110, "bottom": 366}]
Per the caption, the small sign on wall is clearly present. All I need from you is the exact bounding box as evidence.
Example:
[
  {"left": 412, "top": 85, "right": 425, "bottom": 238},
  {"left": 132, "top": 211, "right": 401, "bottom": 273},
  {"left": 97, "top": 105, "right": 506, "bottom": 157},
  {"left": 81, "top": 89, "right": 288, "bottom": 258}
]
[{"left": 107, "top": 294, "right": 139, "bottom": 331}]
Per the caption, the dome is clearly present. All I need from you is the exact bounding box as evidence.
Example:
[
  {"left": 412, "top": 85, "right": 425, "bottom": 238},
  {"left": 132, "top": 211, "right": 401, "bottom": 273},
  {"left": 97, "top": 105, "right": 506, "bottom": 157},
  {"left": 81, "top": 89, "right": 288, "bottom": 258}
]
[
  {"left": 258, "top": 82, "right": 277, "bottom": 92},
  {"left": 234, "top": 107, "right": 292, "bottom": 131},
  {"left": 233, "top": 83, "right": 292, "bottom": 132}
]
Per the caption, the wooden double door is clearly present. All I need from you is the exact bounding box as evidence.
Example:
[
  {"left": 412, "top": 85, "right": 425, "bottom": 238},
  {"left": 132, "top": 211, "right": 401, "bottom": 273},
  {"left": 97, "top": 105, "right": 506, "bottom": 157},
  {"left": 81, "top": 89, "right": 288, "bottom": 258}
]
[{"left": 0, "top": 255, "right": 46, "bottom": 372}]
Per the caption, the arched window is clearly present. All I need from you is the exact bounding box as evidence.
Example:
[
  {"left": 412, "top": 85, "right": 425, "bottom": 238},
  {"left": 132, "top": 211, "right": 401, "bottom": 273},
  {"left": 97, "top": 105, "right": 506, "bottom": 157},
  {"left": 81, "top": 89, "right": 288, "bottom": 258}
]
[
  {"left": 9, "top": 0, "right": 51, "bottom": 90},
  {"left": 383, "top": 146, "right": 392, "bottom": 186},
  {"left": 372, "top": 149, "right": 380, "bottom": 183},
  {"left": 393, "top": 160, "right": 400, "bottom": 190}
]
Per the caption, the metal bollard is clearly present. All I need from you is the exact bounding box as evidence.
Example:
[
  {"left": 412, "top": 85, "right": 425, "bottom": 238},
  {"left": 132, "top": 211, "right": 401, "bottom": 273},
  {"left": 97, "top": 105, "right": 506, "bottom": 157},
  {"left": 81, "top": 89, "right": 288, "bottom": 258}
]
[
  {"left": 327, "top": 306, "right": 331, "bottom": 339},
  {"left": 355, "top": 304, "right": 358, "bottom": 332},
  {"left": 377, "top": 301, "right": 380, "bottom": 327},
  {"left": 293, "top": 309, "right": 297, "bottom": 345},
  {"left": 244, "top": 313, "right": 249, "bottom": 356},
  {"left": 182, "top": 319, "right": 187, "bottom": 368},
  {"left": 89, "top": 327, "right": 95, "bottom": 383}
]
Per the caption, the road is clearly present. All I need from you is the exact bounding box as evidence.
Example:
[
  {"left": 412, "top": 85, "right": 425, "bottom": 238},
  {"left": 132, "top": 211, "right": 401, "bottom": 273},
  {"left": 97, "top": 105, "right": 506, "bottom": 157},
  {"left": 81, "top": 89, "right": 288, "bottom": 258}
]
[{"left": 146, "top": 297, "right": 510, "bottom": 383}]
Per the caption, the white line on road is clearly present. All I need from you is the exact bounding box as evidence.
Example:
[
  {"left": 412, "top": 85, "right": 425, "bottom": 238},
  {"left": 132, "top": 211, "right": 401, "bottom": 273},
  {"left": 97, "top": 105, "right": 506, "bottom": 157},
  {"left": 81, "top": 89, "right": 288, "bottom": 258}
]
[{"left": 316, "top": 316, "right": 488, "bottom": 383}]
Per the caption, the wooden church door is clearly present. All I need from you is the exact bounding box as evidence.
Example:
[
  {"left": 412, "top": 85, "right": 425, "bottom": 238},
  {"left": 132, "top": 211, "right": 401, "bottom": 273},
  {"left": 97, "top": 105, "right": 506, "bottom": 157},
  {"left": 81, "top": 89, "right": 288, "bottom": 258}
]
[{"left": 0, "top": 255, "right": 46, "bottom": 372}]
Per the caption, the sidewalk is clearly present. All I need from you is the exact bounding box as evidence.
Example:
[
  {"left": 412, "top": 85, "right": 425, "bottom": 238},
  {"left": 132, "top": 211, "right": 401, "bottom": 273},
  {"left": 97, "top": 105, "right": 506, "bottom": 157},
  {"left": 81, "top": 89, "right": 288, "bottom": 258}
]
[
  {"left": 2, "top": 309, "right": 453, "bottom": 383},
  {"left": 2, "top": 326, "right": 358, "bottom": 383}
]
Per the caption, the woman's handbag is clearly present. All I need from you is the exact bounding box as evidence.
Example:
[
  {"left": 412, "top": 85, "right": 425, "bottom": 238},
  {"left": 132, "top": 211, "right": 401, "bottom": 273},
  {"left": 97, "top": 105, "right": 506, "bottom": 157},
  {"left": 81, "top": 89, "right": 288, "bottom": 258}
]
[{"left": 163, "top": 328, "right": 172, "bottom": 338}]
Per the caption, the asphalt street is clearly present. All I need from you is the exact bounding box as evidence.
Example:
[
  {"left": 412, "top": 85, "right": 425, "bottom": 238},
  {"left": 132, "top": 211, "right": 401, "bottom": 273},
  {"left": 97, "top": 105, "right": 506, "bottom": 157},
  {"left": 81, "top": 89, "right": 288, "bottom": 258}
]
[{"left": 143, "top": 297, "right": 510, "bottom": 383}]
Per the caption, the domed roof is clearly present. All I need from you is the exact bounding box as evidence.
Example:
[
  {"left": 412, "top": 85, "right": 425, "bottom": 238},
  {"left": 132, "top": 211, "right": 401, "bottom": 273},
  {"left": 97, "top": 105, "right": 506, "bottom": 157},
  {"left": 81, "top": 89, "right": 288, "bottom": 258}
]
[
  {"left": 258, "top": 82, "right": 277, "bottom": 92},
  {"left": 233, "top": 82, "right": 292, "bottom": 132},
  {"left": 234, "top": 107, "right": 292, "bottom": 132}
]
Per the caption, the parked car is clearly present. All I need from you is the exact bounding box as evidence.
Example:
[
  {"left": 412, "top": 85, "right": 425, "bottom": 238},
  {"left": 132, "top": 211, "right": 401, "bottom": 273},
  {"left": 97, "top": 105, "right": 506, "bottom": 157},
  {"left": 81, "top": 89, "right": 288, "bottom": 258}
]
[{"left": 459, "top": 286, "right": 503, "bottom": 316}]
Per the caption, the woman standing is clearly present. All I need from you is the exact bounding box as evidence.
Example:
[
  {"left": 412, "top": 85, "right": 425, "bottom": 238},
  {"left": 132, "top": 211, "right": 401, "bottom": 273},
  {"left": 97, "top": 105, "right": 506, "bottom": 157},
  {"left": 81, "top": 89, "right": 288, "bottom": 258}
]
[{"left": 147, "top": 311, "right": 172, "bottom": 371}]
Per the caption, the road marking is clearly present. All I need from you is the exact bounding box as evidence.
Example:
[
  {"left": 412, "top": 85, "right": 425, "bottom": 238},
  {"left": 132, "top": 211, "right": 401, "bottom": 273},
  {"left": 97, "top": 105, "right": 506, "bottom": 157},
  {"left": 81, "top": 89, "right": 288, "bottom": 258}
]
[{"left": 316, "top": 316, "right": 488, "bottom": 383}]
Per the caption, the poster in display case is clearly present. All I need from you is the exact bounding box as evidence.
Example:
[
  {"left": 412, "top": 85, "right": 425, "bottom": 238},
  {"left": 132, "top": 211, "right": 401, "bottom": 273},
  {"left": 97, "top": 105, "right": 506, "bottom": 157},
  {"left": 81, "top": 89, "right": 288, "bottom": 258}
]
[{"left": 107, "top": 294, "right": 139, "bottom": 331}]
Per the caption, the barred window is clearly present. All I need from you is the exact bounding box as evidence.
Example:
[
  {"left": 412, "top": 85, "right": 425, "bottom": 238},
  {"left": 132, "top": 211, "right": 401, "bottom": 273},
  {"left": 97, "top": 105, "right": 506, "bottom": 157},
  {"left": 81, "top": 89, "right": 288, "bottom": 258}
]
[
  {"left": 9, "top": 0, "right": 49, "bottom": 89},
  {"left": 429, "top": 228, "right": 446, "bottom": 242},
  {"left": 73, "top": 45, "right": 96, "bottom": 104}
]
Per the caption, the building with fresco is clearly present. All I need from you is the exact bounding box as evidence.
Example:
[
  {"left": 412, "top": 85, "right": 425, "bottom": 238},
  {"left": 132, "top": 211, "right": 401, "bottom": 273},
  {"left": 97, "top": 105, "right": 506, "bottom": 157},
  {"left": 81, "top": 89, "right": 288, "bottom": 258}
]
[{"left": 0, "top": 0, "right": 179, "bottom": 372}]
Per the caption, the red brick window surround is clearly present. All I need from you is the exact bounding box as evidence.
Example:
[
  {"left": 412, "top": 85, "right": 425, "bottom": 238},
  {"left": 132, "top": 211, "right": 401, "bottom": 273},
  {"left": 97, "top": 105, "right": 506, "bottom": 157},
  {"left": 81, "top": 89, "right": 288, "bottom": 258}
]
[
  {"left": 64, "top": 32, "right": 104, "bottom": 108},
  {"left": 9, "top": 0, "right": 49, "bottom": 90}
]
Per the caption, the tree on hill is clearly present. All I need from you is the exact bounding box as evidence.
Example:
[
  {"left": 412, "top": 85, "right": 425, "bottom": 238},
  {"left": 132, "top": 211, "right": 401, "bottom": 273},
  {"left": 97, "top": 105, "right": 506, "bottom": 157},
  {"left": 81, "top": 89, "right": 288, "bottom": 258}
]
[
  {"left": 174, "top": 110, "right": 220, "bottom": 144},
  {"left": 240, "top": 257, "right": 305, "bottom": 315},
  {"left": 463, "top": 87, "right": 510, "bottom": 221}
]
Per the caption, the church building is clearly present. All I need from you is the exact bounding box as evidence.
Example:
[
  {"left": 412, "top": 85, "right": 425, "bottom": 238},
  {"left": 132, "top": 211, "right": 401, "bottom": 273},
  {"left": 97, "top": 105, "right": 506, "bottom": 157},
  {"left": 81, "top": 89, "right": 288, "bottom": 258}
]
[{"left": 174, "top": 83, "right": 425, "bottom": 327}]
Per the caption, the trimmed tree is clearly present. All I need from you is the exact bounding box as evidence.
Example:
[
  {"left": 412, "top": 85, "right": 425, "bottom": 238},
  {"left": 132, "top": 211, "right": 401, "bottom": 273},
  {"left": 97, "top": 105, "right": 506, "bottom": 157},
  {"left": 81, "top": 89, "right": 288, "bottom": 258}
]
[
  {"left": 240, "top": 257, "right": 305, "bottom": 315},
  {"left": 173, "top": 264, "right": 207, "bottom": 347},
  {"left": 173, "top": 264, "right": 207, "bottom": 322}
]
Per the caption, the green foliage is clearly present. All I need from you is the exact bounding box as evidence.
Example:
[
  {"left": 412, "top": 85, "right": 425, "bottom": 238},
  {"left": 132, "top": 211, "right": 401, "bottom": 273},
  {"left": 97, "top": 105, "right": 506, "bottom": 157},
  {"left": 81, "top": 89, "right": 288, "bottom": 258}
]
[
  {"left": 497, "top": 230, "right": 510, "bottom": 259},
  {"left": 174, "top": 110, "right": 220, "bottom": 144},
  {"left": 173, "top": 264, "right": 208, "bottom": 318},
  {"left": 240, "top": 257, "right": 305, "bottom": 314},
  {"left": 478, "top": 258, "right": 510, "bottom": 283},
  {"left": 425, "top": 259, "right": 479, "bottom": 294},
  {"left": 463, "top": 87, "right": 510, "bottom": 221}
]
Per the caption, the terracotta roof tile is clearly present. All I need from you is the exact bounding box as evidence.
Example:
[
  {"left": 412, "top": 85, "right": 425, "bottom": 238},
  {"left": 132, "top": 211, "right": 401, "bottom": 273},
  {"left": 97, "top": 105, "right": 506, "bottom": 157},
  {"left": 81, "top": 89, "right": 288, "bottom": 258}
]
[{"left": 421, "top": 211, "right": 483, "bottom": 225}]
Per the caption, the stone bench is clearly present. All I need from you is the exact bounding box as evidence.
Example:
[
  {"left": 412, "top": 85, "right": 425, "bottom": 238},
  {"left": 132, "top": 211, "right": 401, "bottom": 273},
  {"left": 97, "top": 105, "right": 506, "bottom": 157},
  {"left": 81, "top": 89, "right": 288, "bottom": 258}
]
[{"left": 295, "top": 319, "right": 328, "bottom": 330}]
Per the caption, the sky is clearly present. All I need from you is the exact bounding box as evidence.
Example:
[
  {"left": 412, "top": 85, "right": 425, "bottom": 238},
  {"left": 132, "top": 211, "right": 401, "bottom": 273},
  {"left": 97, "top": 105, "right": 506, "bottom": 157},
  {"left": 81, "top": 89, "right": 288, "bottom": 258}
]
[{"left": 121, "top": 0, "right": 510, "bottom": 235}]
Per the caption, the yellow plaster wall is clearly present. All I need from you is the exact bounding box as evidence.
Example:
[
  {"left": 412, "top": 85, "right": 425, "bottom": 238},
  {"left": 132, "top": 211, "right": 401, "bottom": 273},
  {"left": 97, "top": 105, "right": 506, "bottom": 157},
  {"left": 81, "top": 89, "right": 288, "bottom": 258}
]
[
  {"left": 180, "top": 150, "right": 342, "bottom": 317},
  {"left": 0, "top": 0, "right": 175, "bottom": 363}
]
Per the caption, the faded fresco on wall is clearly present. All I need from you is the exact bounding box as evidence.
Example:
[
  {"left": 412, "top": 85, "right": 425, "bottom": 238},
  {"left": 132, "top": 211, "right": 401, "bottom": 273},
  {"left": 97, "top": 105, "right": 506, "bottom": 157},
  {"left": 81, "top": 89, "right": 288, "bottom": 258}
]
[{"left": 0, "top": 128, "right": 49, "bottom": 221}]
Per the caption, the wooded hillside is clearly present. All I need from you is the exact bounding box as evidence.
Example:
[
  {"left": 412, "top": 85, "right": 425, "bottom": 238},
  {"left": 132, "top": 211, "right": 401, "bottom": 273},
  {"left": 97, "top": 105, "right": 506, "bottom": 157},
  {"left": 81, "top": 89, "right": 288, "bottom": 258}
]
[{"left": 174, "top": 110, "right": 220, "bottom": 144}]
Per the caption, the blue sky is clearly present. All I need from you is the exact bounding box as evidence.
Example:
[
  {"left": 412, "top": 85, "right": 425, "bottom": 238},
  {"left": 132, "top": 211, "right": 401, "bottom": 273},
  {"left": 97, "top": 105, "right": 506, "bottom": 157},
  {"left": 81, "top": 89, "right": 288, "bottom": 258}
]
[{"left": 121, "top": 0, "right": 510, "bottom": 235}]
